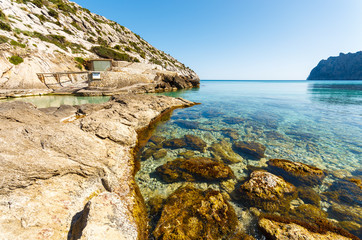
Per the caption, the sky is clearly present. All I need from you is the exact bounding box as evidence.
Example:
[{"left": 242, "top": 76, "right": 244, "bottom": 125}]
[{"left": 72, "top": 0, "right": 362, "bottom": 80}]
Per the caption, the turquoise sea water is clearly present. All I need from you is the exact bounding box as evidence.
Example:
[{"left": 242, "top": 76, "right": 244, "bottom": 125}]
[{"left": 136, "top": 80, "right": 362, "bottom": 238}]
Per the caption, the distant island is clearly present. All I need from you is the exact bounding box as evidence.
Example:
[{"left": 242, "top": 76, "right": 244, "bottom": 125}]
[{"left": 307, "top": 51, "right": 362, "bottom": 80}]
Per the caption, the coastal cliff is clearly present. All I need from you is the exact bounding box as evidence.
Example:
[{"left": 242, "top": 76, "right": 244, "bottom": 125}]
[
  {"left": 0, "top": 0, "right": 198, "bottom": 89},
  {"left": 0, "top": 94, "right": 196, "bottom": 239},
  {"left": 308, "top": 52, "right": 362, "bottom": 80}
]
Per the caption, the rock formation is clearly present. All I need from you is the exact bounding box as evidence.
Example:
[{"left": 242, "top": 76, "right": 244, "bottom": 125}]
[
  {"left": 0, "top": 94, "right": 196, "bottom": 239},
  {"left": 267, "top": 159, "right": 326, "bottom": 186},
  {"left": 152, "top": 186, "right": 242, "bottom": 240},
  {"left": 308, "top": 52, "right": 362, "bottom": 80},
  {"left": 156, "top": 157, "right": 235, "bottom": 183},
  {"left": 0, "top": 0, "right": 199, "bottom": 89},
  {"left": 237, "top": 171, "right": 297, "bottom": 211}
]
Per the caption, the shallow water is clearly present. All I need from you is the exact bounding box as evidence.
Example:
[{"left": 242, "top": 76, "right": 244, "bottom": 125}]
[
  {"left": 0, "top": 95, "right": 110, "bottom": 108},
  {"left": 136, "top": 80, "right": 362, "bottom": 238}
]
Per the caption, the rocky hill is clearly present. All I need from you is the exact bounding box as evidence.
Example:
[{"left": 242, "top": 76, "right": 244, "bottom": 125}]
[
  {"left": 308, "top": 51, "right": 362, "bottom": 80},
  {"left": 0, "top": 0, "right": 198, "bottom": 89}
]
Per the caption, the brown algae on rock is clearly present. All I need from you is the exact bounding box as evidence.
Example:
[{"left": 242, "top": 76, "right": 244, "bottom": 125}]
[
  {"left": 267, "top": 158, "right": 326, "bottom": 186},
  {"left": 233, "top": 141, "right": 266, "bottom": 159},
  {"left": 152, "top": 186, "right": 240, "bottom": 240},
  {"left": 156, "top": 157, "right": 235, "bottom": 183}
]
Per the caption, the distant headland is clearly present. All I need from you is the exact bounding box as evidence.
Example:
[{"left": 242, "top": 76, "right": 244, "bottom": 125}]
[{"left": 308, "top": 51, "right": 362, "bottom": 80}]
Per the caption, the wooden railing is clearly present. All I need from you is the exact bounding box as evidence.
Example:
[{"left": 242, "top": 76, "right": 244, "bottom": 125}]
[{"left": 36, "top": 71, "right": 89, "bottom": 88}]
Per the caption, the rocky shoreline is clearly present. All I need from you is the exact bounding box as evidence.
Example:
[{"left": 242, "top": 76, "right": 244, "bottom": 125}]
[{"left": 0, "top": 93, "right": 196, "bottom": 239}]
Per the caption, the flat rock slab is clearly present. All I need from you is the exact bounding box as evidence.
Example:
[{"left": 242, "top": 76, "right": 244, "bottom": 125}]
[{"left": 0, "top": 94, "right": 195, "bottom": 239}]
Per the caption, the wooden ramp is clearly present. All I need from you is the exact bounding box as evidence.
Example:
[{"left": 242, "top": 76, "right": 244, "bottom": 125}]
[{"left": 36, "top": 71, "right": 89, "bottom": 89}]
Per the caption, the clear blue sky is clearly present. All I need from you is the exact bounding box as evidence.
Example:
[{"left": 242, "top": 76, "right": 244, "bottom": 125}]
[{"left": 73, "top": 0, "right": 362, "bottom": 80}]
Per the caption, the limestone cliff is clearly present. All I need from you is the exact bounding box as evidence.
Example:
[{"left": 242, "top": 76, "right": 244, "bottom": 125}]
[
  {"left": 308, "top": 52, "right": 362, "bottom": 80},
  {"left": 0, "top": 0, "right": 198, "bottom": 89}
]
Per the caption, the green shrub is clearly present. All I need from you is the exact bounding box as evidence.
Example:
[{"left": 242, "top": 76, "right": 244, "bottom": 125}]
[
  {"left": 48, "top": 9, "right": 58, "bottom": 19},
  {"left": 97, "top": 37, "right": 107, "bottom": 46},
  {"left": 10, "top": 40, "right": 26, "bottom": 48},
  {"left": 9, "top": 55, "right": 23, "bottom": 65},
  {"left": 0, "top": 21, "right": 11, "bottom": 31},
  {"left": 114, "top": 45, "right": 121, "bottom": 50},
  {"left": 35, "top": 14, "right": 46, "bottom": 22},
  {"left": 74, "top": 57, "right": 85, "bottom": 69},
  {"left": 150, "top": 58, "right": 162, "bottom": 66},
  {"left": 63, "top": 27, "right": 73, "bottom": 35},
  {"left": 57, "top": 3, "right": 76, "bottom": 15},
  {"left": 124, "top": 46, "right": 131, "bottom": 52},
  {"left": 91, "top": 46, "right": 137, "bottom": 62},
  {"left": 0, "top": 35, "right": 8, "bottom": 44},
  {"left": 32, "top": 0, "right": 44, "bottom": 8},
  {"left": 70, "top": 20, "right": 81, "bottom": 30},
  {"left": 87, "top": 37, "right": 95, "bottom": 43},
  {"left": 0, "top": 10, "right": 5, "bottom": 20}
]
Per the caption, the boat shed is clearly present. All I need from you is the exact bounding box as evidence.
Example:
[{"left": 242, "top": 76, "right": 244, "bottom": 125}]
[{"left": 88, "top": 59, "right": 113, "bottom": 71}]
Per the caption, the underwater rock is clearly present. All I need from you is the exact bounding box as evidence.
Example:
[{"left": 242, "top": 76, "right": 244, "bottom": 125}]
[
  {"left": 178, "top": 150, "right": 195, "bottom": 159},
  {"left": 220, "top": 179, "right": 237, "bottom": 194},
  {"left": 222, "top": 128, "right": 240, "bottom": 140},
  {"left": 149, "top": 135, "right": 166, "bottom": 146},
  {"left": 156, "top": 158, "right": 234, "bottom": 183},
  {"left": 163, "top": 138, "right": 187, "bottom": 149},
  {"left": 323, "top": 179, "right": 362, "bottom": 206},
  {"left": 298, "top": 187, "right": 321, "bottom": 206},
  {"left": 267, "top": 159, "right": 326, "bottom": 186},
  {"left": 222, "top": 117, "right": 245, "bottom": 124},
  {"left": 210, "top": 140, "right": 243, "bottom": 164},
  {"left": 258, "top": 215, "right": 358, "bottom": 240},
  {"left": 328, "top": 203, "right": 362, "bottom": 224},
  {"left": 338, "top": 221, "right": 362, "bottom": 239},
  {"left": 153, "top": 149, "right": 168, "bottom": 160},
  {"left": 184, "top": 134, "right": 207, "bottom": 152},
  {"left": 237, "top": 171, "right": 296, "bottom": 211},
  {"left": 174, "top": 120, "right": 200, "bottom": 129},
  {"left": 233, "top": 141, "right": 266, "bottom": 159},
  {"left": 289, "top": 204, "right": 327, "bottom": 222},
  {"left": 251, "top": 112, "right": 282, "bottom": 129},
  {"left": 153, "top": 186, "right": 239, "bottom": 240},
  {"left": 202, "top": 109, "right": 223, "bottom": 118},
  {"left": 348, "top": 177, "right": 362, "bottom": 189},
  {"left": 286, "top": 131, "right": 319, "bottom": 142},
  {"left": 264, "top": 130, "right": 287, "bottom": 141},
  {"left": 141, "top": 148, "right": 157, "bottom": 161}
]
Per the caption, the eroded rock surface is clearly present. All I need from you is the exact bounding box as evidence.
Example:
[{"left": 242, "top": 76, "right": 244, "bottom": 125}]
[
  {"left": 237, "top": 171, "right": 296, "bottom": 211},
  {"left": 0, "top": 94, "right": 195, "bottom": 239}
]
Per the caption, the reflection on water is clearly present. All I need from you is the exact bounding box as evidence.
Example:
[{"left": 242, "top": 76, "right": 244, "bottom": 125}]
[
  {"left": 308, "top": 81, "right": 362, "bottom": 105},
  {"left": 1, "top": 95, "right": 111, "bottom": 108},
  {"left": 136, "top": 80, "right": 362, "bottom": 239}
]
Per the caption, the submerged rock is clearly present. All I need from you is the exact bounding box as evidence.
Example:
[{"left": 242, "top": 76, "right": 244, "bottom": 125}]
[
  {"left": 156, "top": 158, "right": 234, "bottom": 183},
  {"left": 202, "top": 109, "right": 223, "bottom": 118},
  {"left": 259, "top": 216, "right": 358, "bottom": 240},
  {"left": 298, "top": 187, "right": 321, "bottom": 206},
  {"left": 163, "top": 138, "right": 187, "bottom": 149},
  {"left": 222, "top": 117, "right": 245, "bottom": 124},
  {"left": 149, "top": 135, "right": 166, "bottom": 146},
  {"left": 237, "top": 171, "right": 296, "bottom": 211},
  {"left": 178, "top": 150, "right": 195, "bottom": 159},
  {"left": 267, "top": 159, "right": 326, "bottom": 186},
  {"left": 153, "top": 149, "right": 168, "bottom": 160},
  {"left": 233, "top": 141, "right": 266, "bottom": 159},
  {"left": 323, "top": 179, "right": 362, "bottom": 206},
  {"left": 163, "top": 135, "right": 207, "bottom": 152},
  {"left": 184, "top": 134, "right": 207, "bottom": 152},
  {"left": 174, "top": 120, "right": 200, "bottom": 129},
  {"left": 222, "top": 128, "right": 240, "bottom": 140},
  {"left": 153, "top": 186, "right": 239, "bottom": 240},
  {"left": 210, "top": 140, "right": 243, "bottom": 164}
]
